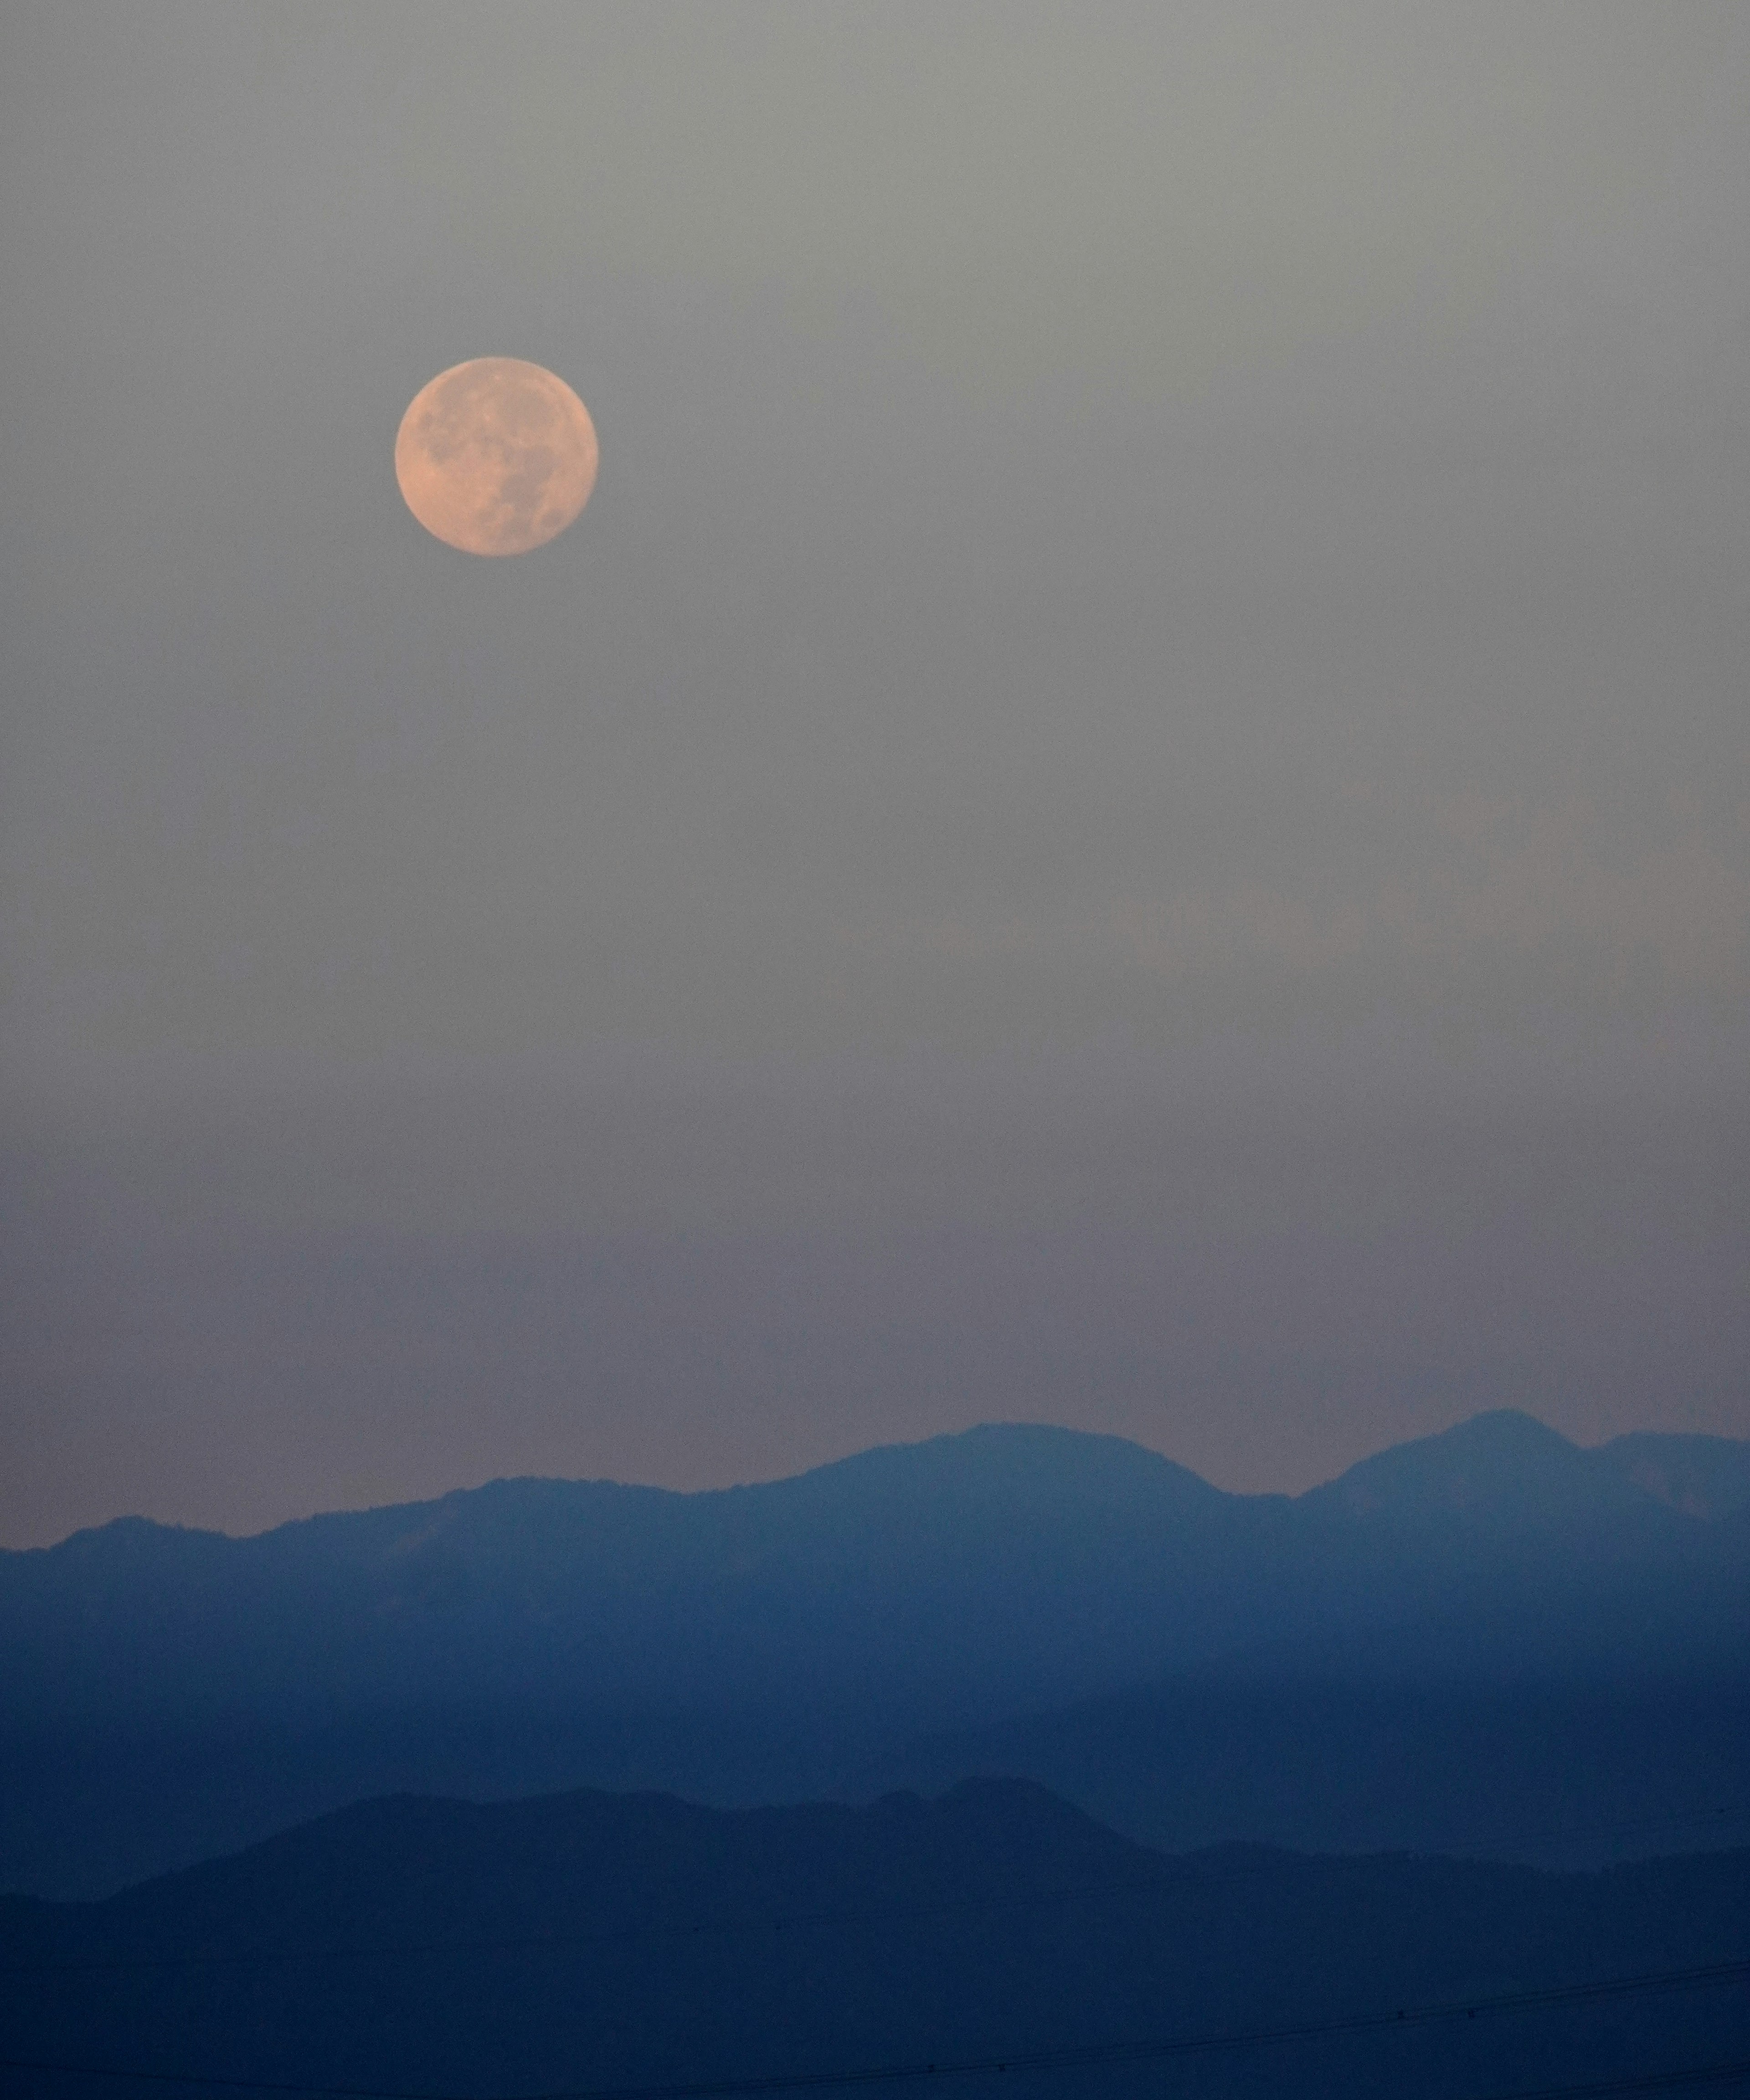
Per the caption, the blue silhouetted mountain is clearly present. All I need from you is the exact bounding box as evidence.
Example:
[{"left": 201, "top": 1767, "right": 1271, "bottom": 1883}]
[
  {"left": 1599, "top": 1430, "right": 1750, "bottom": 1521},
  {"left": 1, "top": 1778, "right": 1746, "bottom": 2100},
  {"left": 0, "top": 1425, "right": 1261, "bottom": 1732},
  {"left": 2, "top": 1411, "right": 1746, "bottom": 1896},
  {"left": 863, "top": 1676, "right": 1750, "bottom": 1868},
  {"left": 1311, "top": 1408, "right": 1640, "bottom": 1526}
]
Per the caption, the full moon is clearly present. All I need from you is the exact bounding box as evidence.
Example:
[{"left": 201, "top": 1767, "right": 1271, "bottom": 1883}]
[{"left": 394, "top": 357, "right": 598, "bottom": 556}]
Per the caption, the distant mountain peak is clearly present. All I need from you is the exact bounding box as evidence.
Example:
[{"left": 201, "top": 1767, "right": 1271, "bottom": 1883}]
[
  {"left": 1305, "top": 1409, "right": 1671, "bottom": 1530},
  {"left": 786, "top": 1420, "right": 1225, "bottom": 1506}
]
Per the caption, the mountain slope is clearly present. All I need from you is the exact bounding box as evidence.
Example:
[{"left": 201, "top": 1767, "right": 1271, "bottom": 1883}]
[
  {"left": 864, "top": 1675, "right": 1750, "bottom": 1868},
  {"left": 1599, "top": 1431, "right": 1750, "bottom": 1521},
  {"left": 2, "top": 1780, "right": 1746, "bottom": 2100},
  {"left": 2, "top": 1412, "right": 1745, "bottom": 1897},
  {"left": 0, "top": 1424, "right": 1257, "bottom": 1724},
  {"left": 6, "top": 1413, "right": 1739, "bottom": 1723}
]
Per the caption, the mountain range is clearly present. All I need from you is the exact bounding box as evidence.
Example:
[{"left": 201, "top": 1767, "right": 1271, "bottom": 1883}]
[
  {"left": 3, "top": 1409, "right": 1747, "bottom": 1896},
  {"left": 4, "top": 1777, "right": 1747, "bottom": 2100}
]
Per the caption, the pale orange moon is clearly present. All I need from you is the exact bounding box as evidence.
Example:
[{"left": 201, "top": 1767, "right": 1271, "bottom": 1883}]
[{"left": 394, "top": 357, "right": 599, "bottom": 556}]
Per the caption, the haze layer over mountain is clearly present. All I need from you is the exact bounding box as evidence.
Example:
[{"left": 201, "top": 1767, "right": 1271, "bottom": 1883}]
[{"left": 3, "top": 1410, "right": 1746, "bottom": 1896}]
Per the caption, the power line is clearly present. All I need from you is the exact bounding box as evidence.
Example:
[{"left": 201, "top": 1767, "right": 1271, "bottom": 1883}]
[{"left": 0, "top": 1954, "right": 1745, "bottom": 2100}]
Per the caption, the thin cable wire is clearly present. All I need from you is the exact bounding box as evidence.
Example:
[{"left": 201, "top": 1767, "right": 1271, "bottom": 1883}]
[{"left": 0, "top": 1953, "right": 1745, "bottom": 2100}]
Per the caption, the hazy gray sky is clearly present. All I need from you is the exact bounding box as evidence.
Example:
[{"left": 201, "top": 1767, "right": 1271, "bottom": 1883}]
[{"left": 3, "top": 3, "right": 1747, "bottom": 1544}]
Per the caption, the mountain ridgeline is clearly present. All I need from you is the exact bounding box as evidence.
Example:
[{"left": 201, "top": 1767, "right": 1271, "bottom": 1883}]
[
  {"left": 3, "top": 1410, "right": 1748, "bottom": 1896},
  {"left": 5, "top": 1779, "right": 1748, "bottom": 2100}
]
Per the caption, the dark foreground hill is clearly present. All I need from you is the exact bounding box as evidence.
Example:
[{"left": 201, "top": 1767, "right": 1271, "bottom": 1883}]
[
  {"left": 865, "top": 1675, "right": 1750, "bottom": 1868},
  {"left": 2, "top": 1411, "right": 1747, "bottom": 1894},
  {"left": 1, "top": 1779, "right": 1746, "bottom": 2100}
]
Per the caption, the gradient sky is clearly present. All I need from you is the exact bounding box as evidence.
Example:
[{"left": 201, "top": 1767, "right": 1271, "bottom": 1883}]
[{"left": 3, "top": 2, "right": 1747, "bottom": 1547}]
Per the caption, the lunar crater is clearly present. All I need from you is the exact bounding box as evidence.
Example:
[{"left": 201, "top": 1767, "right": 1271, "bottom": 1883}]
[{"left": 395, "top": 357, "right": 598, "bottom": 556}]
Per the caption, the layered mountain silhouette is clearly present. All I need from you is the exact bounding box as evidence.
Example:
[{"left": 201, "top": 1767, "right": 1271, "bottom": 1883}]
[
  {"left": 3, "top": 1410, "right": 1747, "bottom": 1895},
  {"left": 3, "top": 1778, "right": 1747, "bottom": 2100}
]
